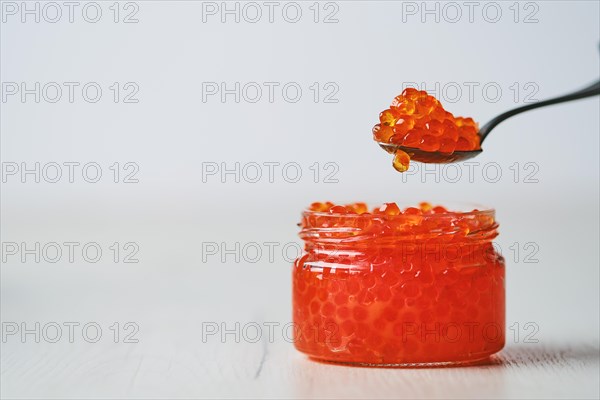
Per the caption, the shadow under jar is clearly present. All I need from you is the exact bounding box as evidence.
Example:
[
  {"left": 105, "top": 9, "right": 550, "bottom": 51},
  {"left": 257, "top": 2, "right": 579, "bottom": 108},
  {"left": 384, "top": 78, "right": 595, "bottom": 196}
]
[{"left": 292, "top": 205, "right": 505, "bottom": 366}]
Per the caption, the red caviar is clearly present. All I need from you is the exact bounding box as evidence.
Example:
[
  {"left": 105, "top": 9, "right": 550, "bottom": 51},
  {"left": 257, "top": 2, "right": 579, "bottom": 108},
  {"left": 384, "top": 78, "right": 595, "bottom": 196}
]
[
  {"left": 293, "top": 202, "right": 505, "bottom": 365},
  {"left": 373, "top": 88, "right": 481, "bottom": 172}
]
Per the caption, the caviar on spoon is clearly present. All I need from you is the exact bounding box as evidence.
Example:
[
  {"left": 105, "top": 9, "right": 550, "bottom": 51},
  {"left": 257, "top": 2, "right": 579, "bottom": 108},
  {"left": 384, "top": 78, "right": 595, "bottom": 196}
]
[{"left": 375, "top": 80, "right": 600, "bottom": 172}]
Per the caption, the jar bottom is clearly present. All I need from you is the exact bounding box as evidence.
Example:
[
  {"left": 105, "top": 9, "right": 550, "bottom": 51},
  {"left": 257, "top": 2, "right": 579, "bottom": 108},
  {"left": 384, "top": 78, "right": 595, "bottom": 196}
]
[{"left": 307, "top": 353, "right": 498, "bottom": 368}]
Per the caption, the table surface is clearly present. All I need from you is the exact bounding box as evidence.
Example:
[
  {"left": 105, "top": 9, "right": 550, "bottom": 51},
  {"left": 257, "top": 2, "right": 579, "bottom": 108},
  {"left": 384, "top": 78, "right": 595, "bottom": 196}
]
[
  {"left": 1, "top": 256, "right": 599, "bottom": 400},
  {"left": 2, "top": 339, "right": 600, "bottom": 400}
]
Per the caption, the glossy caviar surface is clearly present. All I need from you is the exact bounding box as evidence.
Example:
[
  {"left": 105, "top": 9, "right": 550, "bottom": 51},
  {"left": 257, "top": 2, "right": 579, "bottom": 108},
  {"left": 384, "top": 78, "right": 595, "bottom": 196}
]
[
  {"left": 373, "top": 88, "right": 482, "bottom": 172},
  {"left": 293, "top": 202, "right": 505, "bottom": 365}
]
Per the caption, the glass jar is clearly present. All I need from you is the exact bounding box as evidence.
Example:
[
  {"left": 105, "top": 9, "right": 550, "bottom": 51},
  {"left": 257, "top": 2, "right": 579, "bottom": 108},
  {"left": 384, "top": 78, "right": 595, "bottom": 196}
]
[{"left": 292, "top": 204, "right": 505, "bottom": 366}]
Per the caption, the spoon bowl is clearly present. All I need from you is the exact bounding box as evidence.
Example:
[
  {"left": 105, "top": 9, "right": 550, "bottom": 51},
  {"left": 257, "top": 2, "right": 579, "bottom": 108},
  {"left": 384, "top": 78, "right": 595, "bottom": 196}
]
[{"left": 378, "top": 143, "right": 482, "bottom": 163}]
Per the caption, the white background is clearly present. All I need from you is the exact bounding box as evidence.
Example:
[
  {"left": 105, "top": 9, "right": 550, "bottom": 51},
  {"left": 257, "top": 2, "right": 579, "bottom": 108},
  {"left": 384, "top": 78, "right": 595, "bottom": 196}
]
[{"left": 1, "top": 1, "right": 599, "bottom": 398}]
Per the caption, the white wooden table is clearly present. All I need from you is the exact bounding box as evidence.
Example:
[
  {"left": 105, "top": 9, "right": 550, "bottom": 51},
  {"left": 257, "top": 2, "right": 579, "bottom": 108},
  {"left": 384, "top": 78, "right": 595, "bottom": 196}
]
[{"left": 1, "top": 246, "right": 599, "bottom": 399}]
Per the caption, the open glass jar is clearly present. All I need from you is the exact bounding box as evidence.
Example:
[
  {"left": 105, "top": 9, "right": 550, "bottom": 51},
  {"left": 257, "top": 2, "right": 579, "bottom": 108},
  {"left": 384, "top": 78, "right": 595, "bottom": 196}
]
[{"left": 292, "top": 203, "right": 505, "bottom": 366}]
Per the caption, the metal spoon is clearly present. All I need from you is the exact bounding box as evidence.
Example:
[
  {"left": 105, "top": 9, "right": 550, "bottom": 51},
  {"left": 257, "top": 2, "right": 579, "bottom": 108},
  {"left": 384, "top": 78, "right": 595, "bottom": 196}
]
[{"left": 378, "top": 79, "right": 600, "bottom": 163}]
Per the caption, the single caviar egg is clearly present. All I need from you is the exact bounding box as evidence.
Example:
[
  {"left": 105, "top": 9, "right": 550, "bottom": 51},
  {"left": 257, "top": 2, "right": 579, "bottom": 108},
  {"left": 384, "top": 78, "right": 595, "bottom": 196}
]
[{"left": 392, "top": 150, "right": 411, "bottom": 172}]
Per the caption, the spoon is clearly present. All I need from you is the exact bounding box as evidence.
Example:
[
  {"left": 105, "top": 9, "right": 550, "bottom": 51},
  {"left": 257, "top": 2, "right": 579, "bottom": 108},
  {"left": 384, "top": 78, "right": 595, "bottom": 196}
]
[{"left": 378, "top": 79, "right": 600, "bottom": 163}]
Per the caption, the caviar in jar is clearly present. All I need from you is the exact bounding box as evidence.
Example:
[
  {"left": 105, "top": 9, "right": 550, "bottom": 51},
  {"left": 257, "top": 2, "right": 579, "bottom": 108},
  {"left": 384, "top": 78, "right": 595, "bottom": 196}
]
[{"left": 292, "top": 202, "right": 505, "bottom": 366}]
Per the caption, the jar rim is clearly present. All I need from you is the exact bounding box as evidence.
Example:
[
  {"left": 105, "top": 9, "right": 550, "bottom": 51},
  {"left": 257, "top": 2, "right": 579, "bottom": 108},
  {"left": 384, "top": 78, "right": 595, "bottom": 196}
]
[{"left": 302, "top": 202, "right": 495, "bottom": 220}]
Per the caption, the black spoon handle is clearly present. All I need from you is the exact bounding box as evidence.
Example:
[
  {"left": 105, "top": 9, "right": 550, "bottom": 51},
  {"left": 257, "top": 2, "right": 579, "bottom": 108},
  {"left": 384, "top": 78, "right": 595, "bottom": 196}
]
[{"left": 479, "top": 79, "right": 600, "bottom": 143}]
